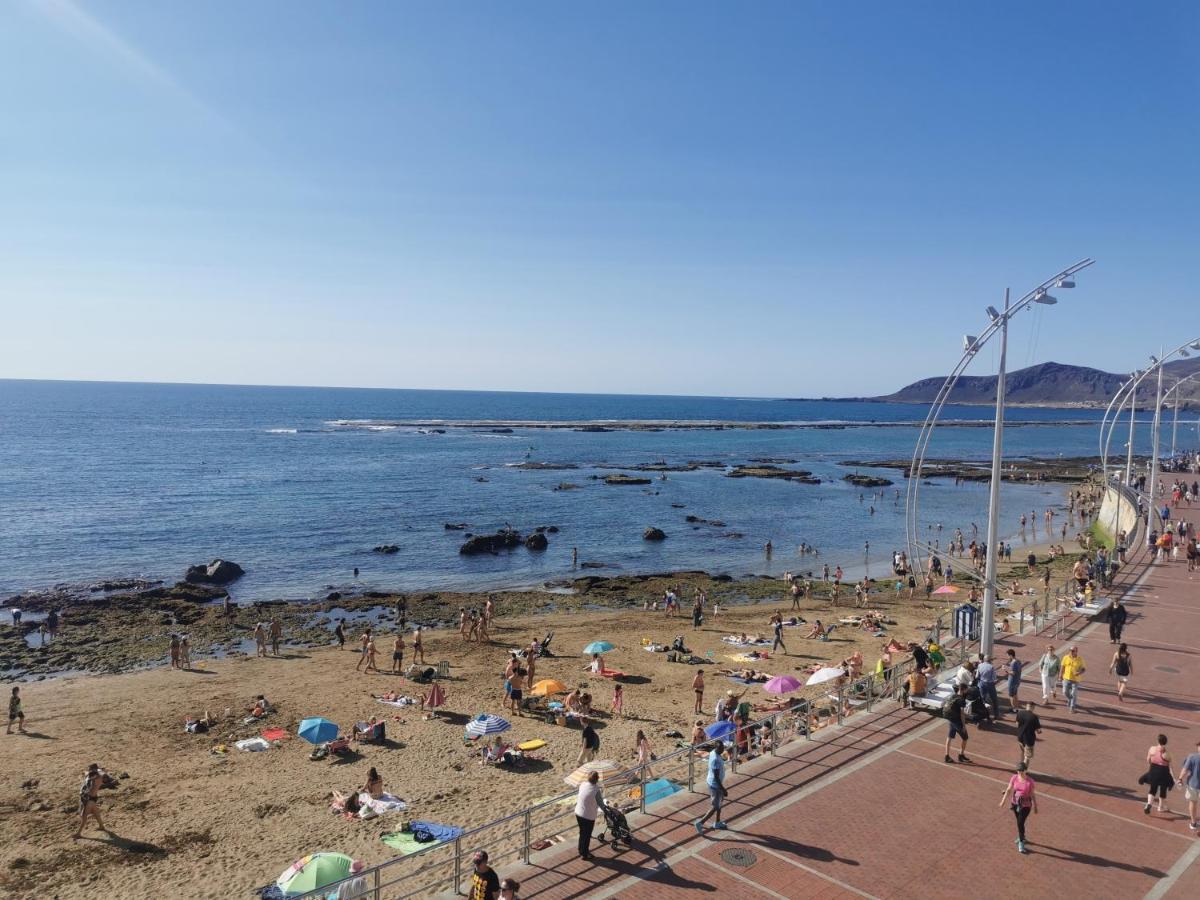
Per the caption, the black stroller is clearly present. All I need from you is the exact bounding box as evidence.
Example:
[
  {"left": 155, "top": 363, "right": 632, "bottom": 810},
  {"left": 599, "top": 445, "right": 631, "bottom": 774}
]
[
  {"left": 964, "top": 685, "right": 993, "bottom": 725},
  {"left": 597, "top": 798, "right": 632, "bottom": 851}
]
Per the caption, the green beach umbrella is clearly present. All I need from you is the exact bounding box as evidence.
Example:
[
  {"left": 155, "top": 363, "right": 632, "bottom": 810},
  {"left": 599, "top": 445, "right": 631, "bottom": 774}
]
[
  {"left": 276, "top": 852, "right": 355, "bottom": 896},
  {"left": 583, "top": 641, "right": 614, "bottom": 655}
]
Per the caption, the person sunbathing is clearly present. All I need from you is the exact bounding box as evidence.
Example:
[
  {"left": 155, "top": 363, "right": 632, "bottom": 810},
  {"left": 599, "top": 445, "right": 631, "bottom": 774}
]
[
  {"left": 805, "top": 620, "right": 824, "bottom": 638},
  {"left": 332, "top": 789, "right": 362, "bottom": 815},
  {"left": 363, "top": 767, "right": 384, "bottom": 799}
]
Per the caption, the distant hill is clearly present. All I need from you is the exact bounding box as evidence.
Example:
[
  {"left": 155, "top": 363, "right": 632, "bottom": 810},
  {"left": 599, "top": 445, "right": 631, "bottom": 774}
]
[{"left": 875, "top": 360, "right": 1200, "bottom": 408}]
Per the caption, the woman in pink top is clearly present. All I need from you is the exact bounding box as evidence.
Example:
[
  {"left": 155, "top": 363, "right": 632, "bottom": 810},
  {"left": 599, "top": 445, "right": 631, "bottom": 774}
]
[{"left": 998, "top": 762, "right": 1038, "bottom": 853}]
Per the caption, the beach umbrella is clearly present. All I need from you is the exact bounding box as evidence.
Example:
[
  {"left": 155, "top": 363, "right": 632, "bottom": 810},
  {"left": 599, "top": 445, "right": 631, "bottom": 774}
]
[
  {"left": 425, "top": 683, "right": 447, "bottom": 708},
  {"left": 564, "top": 759, "right": 628, "bottom": 787},
  {"left": 763, "top": 675, "right": 802, "bottom": 695},
  {"left": 703, "top": 721, "right": 737, "bottom": 741},
  {"left": 583, "top": 641, "right": 614, "bottom": 655},
  {"left": 275, "top": 852, "right": 354, "bottom": 896},
  {"left": 932, "top": 585, "right": 960, "bottom": 595},
  {"left": 805, "top": 667, "right": 846, "bottom": 686},
  {"left": 297, "top": 717, "right": 339, "bottom": 746},
  {"left": 529, "top": 678, "right": 569, "bottom": 697},
  {"left": 465, "top": 714, "right": 511, "bottom": 737}
]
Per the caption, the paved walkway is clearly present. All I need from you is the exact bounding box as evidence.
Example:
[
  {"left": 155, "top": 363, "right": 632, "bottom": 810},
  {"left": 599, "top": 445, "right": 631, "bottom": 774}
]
[{"left": 502, "top": 512, "right": 1200, "bottom": 899}]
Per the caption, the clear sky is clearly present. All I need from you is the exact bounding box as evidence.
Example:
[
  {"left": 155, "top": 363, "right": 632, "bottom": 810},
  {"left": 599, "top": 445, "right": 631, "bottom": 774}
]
[{"left": 2, "top": 1, "right": 1197, "bottom": 397}]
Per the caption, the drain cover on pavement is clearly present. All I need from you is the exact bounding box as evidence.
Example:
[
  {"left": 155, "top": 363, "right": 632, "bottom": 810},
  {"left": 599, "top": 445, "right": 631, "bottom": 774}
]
[
  {"left": 1154, "top": 665, "right": 1180, "bottom": 674},
  {"left": 720, "top": 847, "right": 757, "bottom": 868}
]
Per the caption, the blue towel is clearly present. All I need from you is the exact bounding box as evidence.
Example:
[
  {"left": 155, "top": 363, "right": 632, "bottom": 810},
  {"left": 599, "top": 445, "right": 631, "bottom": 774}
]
[
  {"left": 409, "top": 821, "right": 465, "bottom": 842},
  {"left": 643, "top": 779, "right": 683, "bottom": 806}
]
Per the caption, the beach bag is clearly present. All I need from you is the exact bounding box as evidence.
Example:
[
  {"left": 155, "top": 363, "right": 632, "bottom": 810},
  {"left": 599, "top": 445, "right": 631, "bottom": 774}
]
[{"left": 412, "top": 829, "right": 435, "bottom": 843}]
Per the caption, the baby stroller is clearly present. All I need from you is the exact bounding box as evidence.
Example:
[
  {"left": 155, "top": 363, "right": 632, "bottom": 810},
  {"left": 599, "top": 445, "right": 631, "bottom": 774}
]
[
  {"left": 963, "top": 686, "right": 993, "bottom": 725},
  {"left": 597, "top": 798, "right": 632, "bottom": 851}
]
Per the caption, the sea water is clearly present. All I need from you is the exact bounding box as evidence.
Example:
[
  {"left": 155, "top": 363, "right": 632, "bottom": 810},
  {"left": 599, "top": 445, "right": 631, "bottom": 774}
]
[{"left": 0, "top": 379, "right": 1121, "bottom": 601}]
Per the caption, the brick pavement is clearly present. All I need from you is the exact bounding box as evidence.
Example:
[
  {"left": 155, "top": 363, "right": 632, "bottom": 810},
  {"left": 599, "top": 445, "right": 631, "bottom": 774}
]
[{"left": 499, "top": 504, "right": 1200, "bottom": 899}]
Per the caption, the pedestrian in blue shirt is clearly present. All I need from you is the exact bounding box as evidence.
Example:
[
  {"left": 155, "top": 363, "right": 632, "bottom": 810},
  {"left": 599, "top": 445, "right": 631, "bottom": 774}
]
[{"left": 694, "top": 743, "right": 728, "bottom": 833}]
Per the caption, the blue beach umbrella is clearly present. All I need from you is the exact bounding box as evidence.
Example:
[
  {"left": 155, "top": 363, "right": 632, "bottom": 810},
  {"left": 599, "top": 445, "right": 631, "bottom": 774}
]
[
  {"left": 583, "top": 641, "right": 614, "bottom": 655},
  {"left": 298, "top": 717, "right": 339, "bottom": 745},
  {"left": 465, "top": 714, "right": 512, "bottom": 738},
  {"left": 704, "top": 721, "right": 736, "bottom": 741}
]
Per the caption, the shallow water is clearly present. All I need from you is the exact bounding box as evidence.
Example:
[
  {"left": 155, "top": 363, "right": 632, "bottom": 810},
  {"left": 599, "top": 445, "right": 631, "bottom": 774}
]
[{"left": 0, "top": 380, "right": 1126, "bottom": 601}]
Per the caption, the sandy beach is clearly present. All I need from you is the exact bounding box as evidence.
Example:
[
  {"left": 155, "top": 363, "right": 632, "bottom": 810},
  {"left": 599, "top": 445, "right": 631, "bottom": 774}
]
[{"left": 0, "top": 537, "right": 1091, "bottom": 899}]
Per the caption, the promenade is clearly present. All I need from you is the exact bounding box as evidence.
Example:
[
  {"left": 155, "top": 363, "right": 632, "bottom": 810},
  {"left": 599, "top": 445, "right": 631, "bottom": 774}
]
[{"left": 503, "top": 513, "right": 1200, "bottom": 899}]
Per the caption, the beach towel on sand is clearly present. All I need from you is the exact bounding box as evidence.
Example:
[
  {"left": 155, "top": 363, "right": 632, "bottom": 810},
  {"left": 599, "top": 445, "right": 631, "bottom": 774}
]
[
  {"left": 643, "top": 778, "right": 684, "bottom": 806},
  {"left": 408, "top": 821, "right": 464, "bottom": 842},
  {"left": 381, "top": 831, "right": 440, "bottom": 854},
  {"left": 376, "top": 697, "right": 417, "bottom": 708},
  {"left": 359, "top": 792, "right": 408, "bottom": 818}
]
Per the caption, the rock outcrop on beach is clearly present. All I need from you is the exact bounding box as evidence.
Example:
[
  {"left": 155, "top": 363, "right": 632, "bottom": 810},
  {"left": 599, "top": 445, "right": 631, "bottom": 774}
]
[
  {"left": 600, "top": 474, "right": 653, "bottom": 486},
  {"left": 725, "top": 465, "right": 820, "bottom": 484},
  {"left": 643, "top": 527, "right": 667, "bottom": 541},
  {"left": 183, "top": 559, "right": 244, "bottom": 585},
  {"left": 443, "top": 523, "right": 469, "bottom": 530},
  {"left": 513, "top": 461, "right": 578, "bottom": 470},
  {"left": 460, "top": 531, "right": 523, "bottom": 555},
  {"left": 842, "top": 474, "right": 894, "bottom": 488},
  {"left": 372, "top": 545, "right": 400, "bottom": 554},
  {"left": 525, "top": 533, "right": 549, "bottom": 550}
]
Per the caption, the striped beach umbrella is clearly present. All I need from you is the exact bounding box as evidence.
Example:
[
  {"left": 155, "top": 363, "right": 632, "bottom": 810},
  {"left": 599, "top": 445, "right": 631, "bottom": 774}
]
[
  {"left": 465, "top": 714, "right": 511, "bottom": 737},
  {"left": 563, "top": 759, "right": 628, "bottom": 787}
]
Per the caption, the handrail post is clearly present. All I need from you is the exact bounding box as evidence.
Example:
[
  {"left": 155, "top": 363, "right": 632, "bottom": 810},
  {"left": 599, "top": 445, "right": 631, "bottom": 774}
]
[
  {"left": 836, "top": 687, "right": 843, "bottom": 725},
  {"left": 453, "top": 837, "right": 462, "bottom": 896},
  {"left": 770, "top": 712, "right": 778, "bottom": 756},
  {"left": 639, "top": 766, "right": 648, "bottom": 814},
  {"left": 523, "top": 809, "right": 531, "bottom": 864},
  {"left": 804, "top": 699, "right": 812, "bottom": 740},
  {"left": 373, "top": 866, "right": 380, "bottom": 900},
  {"left": 688, "top": 746, "right": 696, "bottom": 792},
  {"left": 866, "top": 674, "right": 874, "bottom": 711}
]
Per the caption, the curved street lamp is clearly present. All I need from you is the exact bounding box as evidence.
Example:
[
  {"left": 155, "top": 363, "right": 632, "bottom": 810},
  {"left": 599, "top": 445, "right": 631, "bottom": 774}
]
[{"left": 904, "top": 258, "right": 1096, "bottom": 659}]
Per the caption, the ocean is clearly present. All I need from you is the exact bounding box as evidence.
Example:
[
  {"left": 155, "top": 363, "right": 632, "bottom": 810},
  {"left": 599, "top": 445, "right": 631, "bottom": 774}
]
[{"left": 0, "top": 380, "right": 1118, "bottom": 602}]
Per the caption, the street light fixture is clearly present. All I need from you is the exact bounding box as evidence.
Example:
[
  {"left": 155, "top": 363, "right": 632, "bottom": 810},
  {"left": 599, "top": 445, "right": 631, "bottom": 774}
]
[{"left": 905, "top": 258, "right": 1096, "bottom": 660}]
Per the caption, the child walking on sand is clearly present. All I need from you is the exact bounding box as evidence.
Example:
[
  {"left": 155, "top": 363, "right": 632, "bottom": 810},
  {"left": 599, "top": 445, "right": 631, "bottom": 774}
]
[
  {"left": 611, "top": 683, "right": 624, "bottom": 718},
  {"left": 8, "top": 686, "right": 26, "bottom": 734}
]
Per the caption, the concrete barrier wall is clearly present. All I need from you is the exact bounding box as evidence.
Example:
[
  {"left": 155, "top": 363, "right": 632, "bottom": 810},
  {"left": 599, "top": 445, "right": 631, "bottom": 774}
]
[{"left": 1098, "top": 484, "right": 1140, "bottom": 545}]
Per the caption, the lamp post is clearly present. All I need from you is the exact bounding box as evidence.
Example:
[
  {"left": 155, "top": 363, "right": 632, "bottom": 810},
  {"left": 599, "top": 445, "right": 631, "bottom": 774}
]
[
  {"left": 1148, "top": 353, "right": 1165, "bottom": 530},
  {"left": 978, "top": 291, "right": 1009, "bottom": 658},
  {"left": 902, "top": 258, "right": 1096, "bottom": 661},
  {"left": 1166, "top": 372, "right": 1200, "bottom": 457}
]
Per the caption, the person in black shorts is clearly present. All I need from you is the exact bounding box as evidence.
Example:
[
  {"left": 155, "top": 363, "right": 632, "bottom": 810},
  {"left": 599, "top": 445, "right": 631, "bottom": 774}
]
[
  {"left": 944, "top": 685, "right": 970, "bottom": 764},
  {"left": 1015, "top": 701, "right": 1042, "bottom": 766}
]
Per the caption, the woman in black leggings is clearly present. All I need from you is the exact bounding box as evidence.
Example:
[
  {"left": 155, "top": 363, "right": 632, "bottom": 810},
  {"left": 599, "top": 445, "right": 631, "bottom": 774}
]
[{"left": 999, "top": 762, "right": 1038, "bottom": 853}]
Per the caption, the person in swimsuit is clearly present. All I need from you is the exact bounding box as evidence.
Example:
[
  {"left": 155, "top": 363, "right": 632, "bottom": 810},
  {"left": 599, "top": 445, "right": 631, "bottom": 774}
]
[
  {"left": 413, "top": 626, "right": 425, "bottom": 664},
  {"left": 269, "top": 619, "right": 282, "bottom": 656},
  {"left": 692, "top": 670, "right": 705, "bottom": 715},
  {"left": 169, "top": 634, "right": 181, "bottom": 669},
  {"left": 363, "top": 767, "right": 384, "bottom": 800},
  {"left": 334, "top": 620, "right": 345, "bottom": 649},
  {"left": 8, "top": 686, "right": 26, "bottom": 734},
  {"left": 392, "top": 632, "right": 405, "bottom": 674},
  {"left": 355, "top": 629, "right": 372, "bottom": 672},
  {"left": 75, "top": 763, "right": 106, "bottom": 837},
  {"left": 508, "top": 668, "right": 525, "bottom": 716}
]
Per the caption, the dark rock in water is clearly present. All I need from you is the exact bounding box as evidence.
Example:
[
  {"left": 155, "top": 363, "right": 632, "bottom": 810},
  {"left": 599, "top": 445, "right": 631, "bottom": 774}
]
[
  {"left": 748, "top": 457, "right": 800, "bottom": 464},
  {"left": 546, "top": 525, "right": 559, "bottom": 533},
  {"left": 726, "top": 465, "right": 820, "bottom": 484},
  {"left": 580, "top": 561, "right": 607, "bottom": 569},
  {"left": 720, "top": 532, "right": 746, "bottom": 539},
  {"left": 525, "top": 533, "right": 549, "bottom": 551},
  {"left": 141, "top": 582, "right": 228, "bottom": 603},
  {"left": 475, "top": 477, "right": 489, "bottom": 482},
  {"left": 554, "top": 482, "right": 581, "bottom": 491},
  {"left": 430, "top": 429, "right": 446, "bottom": 434},
  {"left": 444, "top": 523, "right": 470, "bottom": 530},
  {"left": 326, "top": 591, "right": 342, "bottom": 601},
  {"left": 252, "top": 599, "right": 287, "bottom": 608},
  {"left": 460, "top": 531, "right": 523, "bottom": 555},
  {"left": 364, "top": 591, "right": 390, "bottom": 599},
  {"left": 373, "top": 545, "right": 400, "bottom": 554},
  {"left": 602, "top": 474, "right": 652, "bottom": 486},
  {"left": 514, "top": 461, "right": 578, "bottom": 470},
  {"left": 671, "top": 503, "right": 686, "bottom": 508},
  {"left": 184, "top": 559, "right": 245, "bottom": 585},
  {"left": 534, "top": 526, "right": 546, "bottom": 533},
  {"left": 643, "top": 527, "right": 667, "bottom": 541},
  {"left": 842, "top": 474, "right": 894, "bottom": 488},
  {"left": 713, "top": 573, "right": 733, "bottom": 582},
  {"left": 576, "top": 425, "right": 612, "bottom": 432},
  {"left": 90, "top": 579, "right": 162, "bottom": 593}
]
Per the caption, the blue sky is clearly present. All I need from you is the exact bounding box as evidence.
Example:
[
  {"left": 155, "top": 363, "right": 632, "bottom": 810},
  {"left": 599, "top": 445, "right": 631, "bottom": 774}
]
[{"left": 2, "top": 1, "right": 1197, "bottom": 396}]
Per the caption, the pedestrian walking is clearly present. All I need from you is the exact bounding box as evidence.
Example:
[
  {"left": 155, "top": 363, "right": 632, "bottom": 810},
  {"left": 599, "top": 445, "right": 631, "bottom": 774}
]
[
  {"left": 1037, "top": 645, "right": 1060, "bottom": 704},
  {"left": 577, "top": 723, "right": 600, "bottom": 765},
  {"left": 1177, "top": 738, "right": 1200, "bottom": 832},
  {"left": 334, "top": 619, "right": 345, "bottom": 649},
  {"left": 769, "top": 612, "right": 786, "bottom": 654},
  {"left": 694, "top": 742, "right": 729, "bottom": 832},
  {"left": 75, "top": 763, "right": 106, "bottom": 838},
  {"left": 998, "top": 762, "right": 1038, "bottom": 854},
  {"left": 498, "top": 876, "right": 520, "bottom": 900},
  {"left": 1107, "top": 598, "right": 1128, "bottom": 644},
  {"left": 1001, "top": 648, "right": 1023, "bottom": 713},
  {"left": 7, "top": 686, "right": 26, "bottom": 734},
  {"left": 1109, "top": 643, "right": 1132, "bottom": 702},
  {"left": 1015, "top": 701, "right": 1042, "bottom": 767},
  {"left": 269, "top": 618, "right": 282, "bottom": 656},
  {"left": 944, "top": 685, "right": 971, "bottom": 764},
  {"left": 1140, "top": 734, "right": 1177, "bottom": 815},
  {"left": 574, "top": 771, "right": 602, "bottom": 860},
  {"left": 1060, "top": 646, "right": 1085, "bottom": 713},
  {"left": 469, "top": 850, "right": 500, "bottom": 899}
]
